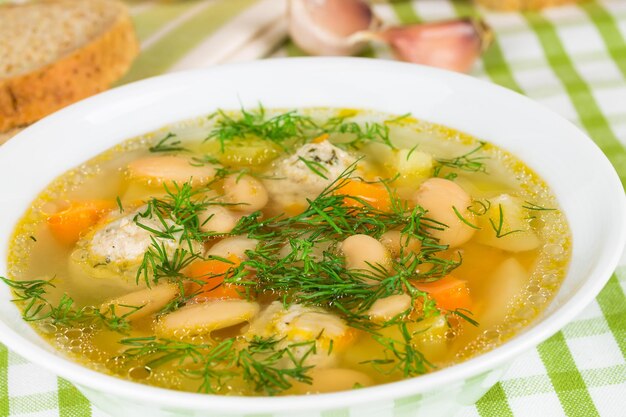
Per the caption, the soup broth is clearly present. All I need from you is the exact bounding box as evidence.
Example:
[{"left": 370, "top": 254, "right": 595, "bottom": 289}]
[{"left": 4, "top": 108, "right": 570, "bottom": 396}]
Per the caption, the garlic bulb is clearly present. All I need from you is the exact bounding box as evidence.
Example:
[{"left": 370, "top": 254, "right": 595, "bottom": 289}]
[
  {"left": 371, "top": 18, "right": 493, "bottom": 73},
  {"left": 288, "top": 0, "right": 376, "bottom": 56}
]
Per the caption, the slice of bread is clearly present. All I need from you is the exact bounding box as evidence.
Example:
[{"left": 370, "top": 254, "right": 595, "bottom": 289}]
[
  {"left": 0, "top": 0, "right": 139, "bottom": 132},
  {"left": 475, "top": 0, "right": 586, "bottom": 10},
  {"left": 0, "top": 127, "right": 22, "bottom": 146}
]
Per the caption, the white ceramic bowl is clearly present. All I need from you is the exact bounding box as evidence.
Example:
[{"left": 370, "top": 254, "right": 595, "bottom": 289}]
[{"left": 0, "top": 58, "right": 624, "bottom": 417}]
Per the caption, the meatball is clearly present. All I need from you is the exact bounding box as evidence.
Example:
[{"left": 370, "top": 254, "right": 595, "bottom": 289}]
[
  {"left": 69, "top": 208, "right": 200, "bottom": 286},
  {"left": 246, "top": 302, "right": 354, "bottom": 368},
  {"left": 264, "top": 141, "right": 356, "bottom": 208}
]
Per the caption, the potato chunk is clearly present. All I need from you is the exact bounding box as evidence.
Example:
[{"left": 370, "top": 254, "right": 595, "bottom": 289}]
[{"left": 476, "top": 194, "right": 540, "bottom": 252}]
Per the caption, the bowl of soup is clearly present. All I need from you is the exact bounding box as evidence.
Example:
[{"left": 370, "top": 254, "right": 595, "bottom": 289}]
[{"left": 0, "top": 58, "right": 624, "bottom": 417}]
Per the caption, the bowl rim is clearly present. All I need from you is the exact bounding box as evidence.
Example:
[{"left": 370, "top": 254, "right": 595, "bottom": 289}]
[{"left": 0, "top": 57, "right": 624, "bottom": 412}]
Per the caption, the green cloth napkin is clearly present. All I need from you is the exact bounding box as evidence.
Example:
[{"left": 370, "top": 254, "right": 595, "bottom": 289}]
[{"left": 0, "top": 0, "right": 625, "bottom": 416}]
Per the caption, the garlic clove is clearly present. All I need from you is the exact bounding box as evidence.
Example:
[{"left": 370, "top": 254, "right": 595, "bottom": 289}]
[
  {"left": 375, "top": 18, "right": 493, "bottom": 73},
  {"left": 288, "top": 0, "right": 377, "bottom": 56}
]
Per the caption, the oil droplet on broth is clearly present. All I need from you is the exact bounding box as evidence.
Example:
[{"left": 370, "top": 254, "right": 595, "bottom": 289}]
[
  {"left": 129, "top": 366, "right": 152, "bottom": 380},
  {"left": 39, "top": 323, "right": 57, "bottom": 334},
  {"left": 527, "top": 283, "right": 541, "bottom": 294},
  {"left": 64, "top": 328, "right": 83, "bottom": 339},
  {"left": 482, "top": 329, "right": 500, "bottom": 342},
  {"left": 527, "top": 294, "right": 547, "bottom": 306},
  {"left": 542, "top": 272, "right": 560, "bottom": 287}
]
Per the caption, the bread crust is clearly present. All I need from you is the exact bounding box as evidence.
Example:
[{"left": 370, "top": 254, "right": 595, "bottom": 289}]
[
  {"left": 0, "top": 2, "right": 139, "bottom": 132},
  {"left": 475, "top": 0, "right": 586, "bottom": 10}
]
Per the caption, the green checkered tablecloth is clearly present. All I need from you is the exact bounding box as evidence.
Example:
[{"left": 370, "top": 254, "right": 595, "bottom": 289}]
[{"left": 1, "top": 0, "right": 626, "bottom": 416}]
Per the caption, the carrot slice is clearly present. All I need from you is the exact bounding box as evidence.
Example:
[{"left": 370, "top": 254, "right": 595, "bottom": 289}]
[
  {"left": 413, "top": 275, "right": 472, "bottom": 311},
  {"left": 186, "top": 255, "right": 244, "bottom": 300},
  {"left": 335, "top": 179, "right": 392, "bottom": 212},
  {"left": 46, "top": 200, "right": 114, "bottom": 245},
  {"left": 311, "top": 133, "right": 329, "bottom": 144}
]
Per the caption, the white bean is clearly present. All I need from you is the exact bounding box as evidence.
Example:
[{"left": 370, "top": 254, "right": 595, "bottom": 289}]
[
  {"left": 223, "top": 174, "right": 268, "bottom": 212},
  {"left": 198, "top": 206, "right": 240, "bottom": 234},
  {"left": 127, "top": 156, "right": 215, "bottom": 186},
  {"left": 341, "top": 234, "right": 390, "bottom": 274},
  {"left": 157, "top": 299, "right": 259, "bottom": 336},
  {"left": 380, "top": 230, "right": 422, "bottom": 257},
  {"left": 413, "top": 178, "right": 476, "bottom": 247},
  {"left": 368, "top": 294, "right": 412, "bottom": 322},
  {"left": 100, "top": 283, "right": 180, "bottom": 321},
  {"left": 207, "top": 236, "right": 258, "bottom": 259}
]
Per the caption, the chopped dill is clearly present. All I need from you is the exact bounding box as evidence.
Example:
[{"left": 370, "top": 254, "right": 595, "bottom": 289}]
[
  {"left": 363, "top": 322, "right": 435, "bottom": 377},
  {"left": 452, "top": 206, "right": 481, "bottom": 230},
  {"left": 226, "top": 163, "right": 461, "bottom": 324},
  {"left": 190, "top": 154, "right": 220, "bottom": 167},
  {"left": 237, "top": 336, "right": 316, "bottom": 395},
  {"left": 297, "top": 156, "right": 329, "bottom": 179},
  {"left": 467, "top": 199, "right": 491, "bottom": 216},
  {"left": 384, "top": 112, "right": 412, "bottom": 124},
  {"left": 523, "top": 201, "right": 556, "bottom": 211},
  {"left": 206, "top": 106, "right": 316, "bottom": 151},
  {"left": 450, "top": 308, "right": 480, "bottom": 327},
  {"left": 119, "top": 337, "right": 236, "bottom": 393},
  {"left": 115, "top": 196, "right": 124, "bottom": 213},
  {"left": 489, "top": 204, "right": 522, "bottom": 238},
  {"left": 321, "top": 115, "right": 395, "bottom": 150},
  {"left": 405, "top": 144, "right": 420, "bottom": 160},
  {"left": 149, "top": 132, "right": 188, "bottom": 153},
  {"left": 205, "top": 107, "right": 401, "bottom": 154},
  {"left": 0, "top": 277, "right": 137, "bottom": 332},
  {"left": 118, "top": 335, "right": 316, "bottom": 395},
  {"left": 434, "top": 142, "right": 489, "bottom": 177}
]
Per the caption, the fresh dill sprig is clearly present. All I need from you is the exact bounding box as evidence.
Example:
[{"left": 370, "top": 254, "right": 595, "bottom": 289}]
[
  {"left": 237, "top": 336, "right": 316, "bottom": 395},
  {"left": 180, "top": 339, "right": 238, "bottom": 393},
  {"left": 1, "top": 277, "right": 54, "bottom": 321},
  {"left": 206, "top": 106, "right": 317, "bottom": 151},
  {"left": 136, "top": 240, "right": 200, "bottom": 287},
  {"left": 149, "top": 132, "right": 188, "bottom": 153},
  {"left": 433, "top": 142, "right": 489, "bottom": 178},
  {"left": 0, "top": 277, "right": 137, "bottom": 332},
  {"left": 132, "top": 181, "right": 231, "bottom": 286},
  {"left": 226, "top": 163, "right": 461, "bottom": 323},
  {"left": 205, "top": 107, "right": 402, "bottom": 154},
  {"left": 118, "top": 335, "right": 316, "bottom": 395},
  {"left": 489, "top": 204, "right": 522, "bottom": 238},
  {"left": 467, "top": 199, "right": 491, "bottom": 216},
  {"left": 363, "top": 322, "right": 435, "bottom": 377},
  {"left": 115, "top": 196, "right": 124, "bottom": 213},
  {"left": 321, "top": 115, "right": 396, "bottom": 150},
  {"left": 297, "top": 156, "right": 330, "bottom": 179},
  {"left": 450, "top": 308, "right": 479, "bottom": 327},
  {"left": 452, "top": 206, "right": 481, "bottom": 230},
  {"left": 119, "top": 336, "right": 236, "bottom": 393},
  {"left": 522, "top": 201, "right": 556, "bottom": 211}
]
